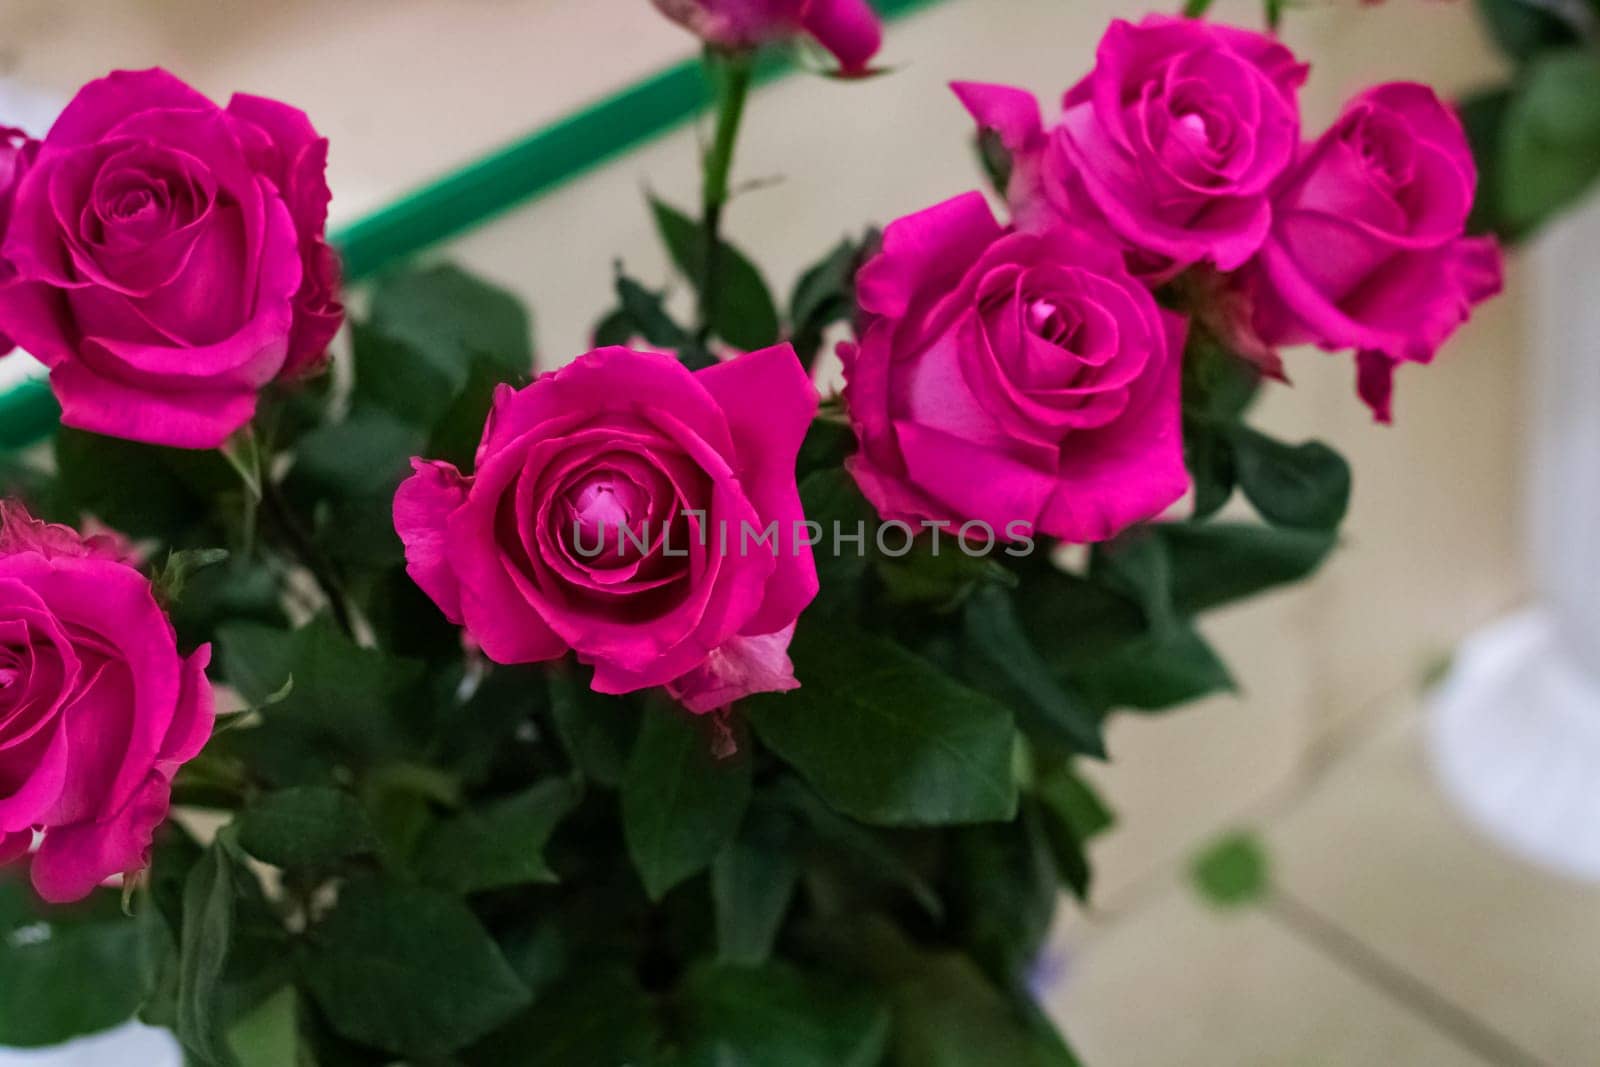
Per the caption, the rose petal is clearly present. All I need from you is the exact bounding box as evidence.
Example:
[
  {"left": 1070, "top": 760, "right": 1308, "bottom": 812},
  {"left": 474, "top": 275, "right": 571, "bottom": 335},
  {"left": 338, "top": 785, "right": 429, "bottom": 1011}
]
[
  {"left": 1356, "top": 349, "right": 1396, "bottom": 425},
  {"left": 951, "top": 81, "right": 1045, "bottom": 154},
  {"left": 30, "top": 771, "right": 171, "bottom": 904},
  {"left": 696, "top": 343, "right": 820, "bottom": 637},
  {"left": 856, "top": 191, "right": 1003, "bottom": 320},
  {"left": 44, "top": 70, "right": 216, "bottom": 149},
  {"left": 800, "top": 0, "right": 882, "bottom": 74},
  {"left": 0, "top": 829, "right": 31, "bottom": 866},
  {"left": 667, "top": 623, "right": 801, "bottom": 714},
  {"left": 394, "top": 459, "right": 471, "bottom": 624}
]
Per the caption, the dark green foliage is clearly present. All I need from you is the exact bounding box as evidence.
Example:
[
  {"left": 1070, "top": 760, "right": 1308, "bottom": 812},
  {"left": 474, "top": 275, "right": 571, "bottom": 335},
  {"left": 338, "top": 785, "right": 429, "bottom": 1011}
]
[
  {"left": 0, "top": 877, "right": 149, "bottom": 1048},
  {"left": 1500, "top": 49, "right": 1600, "bottom": 233},
  {"left": 789, "top": 231, "right": 877, "bottom": 365},
  {"left": 746, "top": 621, "right": 1019, "bottom": 826},
  {"left": 650, "top": 195, "right": 781, "bottom": 351},
  {"left": 302, "top": 877, "right": 531, "bottom": 1057},
  {"left": 0, "top": 238, "right": 1354, "bottom": 1066},
  {"left": 623, "top": 706, "right": 753, "bottom": 899}
]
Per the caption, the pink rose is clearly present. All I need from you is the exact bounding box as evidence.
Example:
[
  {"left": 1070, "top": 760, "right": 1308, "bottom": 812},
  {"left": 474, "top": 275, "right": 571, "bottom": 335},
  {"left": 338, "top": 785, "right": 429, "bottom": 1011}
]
[
  {"left": 1244, "top": 82, "right": 1503, "bottom": 421},
  {"left": 0, "top": 127, "right": 38, "bottom": 356},
  {"left": 955, "top": 16, "right": 1306, "bottom": 277},
  {"left": 841, "top": 191, "right": 1188, "bottom": 544},
  {"left": 394, "top": 345, "right": 819, "bottom": 713},
  {"left": 0, "top": 502, "right": 213, "bottom": 903},
  {"left": 0, "top": 69, "right": 343, "bottom": 449},
  {"left": 651, "top": 0, "right": 881, "bottom": 74}
]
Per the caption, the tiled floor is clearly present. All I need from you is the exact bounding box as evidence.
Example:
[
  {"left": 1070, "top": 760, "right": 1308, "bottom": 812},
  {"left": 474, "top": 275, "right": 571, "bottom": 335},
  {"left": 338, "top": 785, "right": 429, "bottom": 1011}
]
[{"left": 1045, "top": 701, "right": 1600, "bottom": 1067}]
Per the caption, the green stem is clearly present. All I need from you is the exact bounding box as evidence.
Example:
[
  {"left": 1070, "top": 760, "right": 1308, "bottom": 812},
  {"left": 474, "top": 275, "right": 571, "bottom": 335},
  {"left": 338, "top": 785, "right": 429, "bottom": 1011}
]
[
  {"left": 259, "top": 475, "right": 358, "bottom": 638},
  {"left": 697, "top": 49, "right": 753, "bottom": 345},
  {"left": 221, "top": 427, "right": 264, "bottom": 560}
]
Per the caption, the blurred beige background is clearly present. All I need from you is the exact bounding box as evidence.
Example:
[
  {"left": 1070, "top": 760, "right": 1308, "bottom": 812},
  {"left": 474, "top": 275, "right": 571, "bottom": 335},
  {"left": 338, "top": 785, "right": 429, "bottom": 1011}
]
[{"left": 1, "top": 2, "right": 1588, "bottom": 1066}]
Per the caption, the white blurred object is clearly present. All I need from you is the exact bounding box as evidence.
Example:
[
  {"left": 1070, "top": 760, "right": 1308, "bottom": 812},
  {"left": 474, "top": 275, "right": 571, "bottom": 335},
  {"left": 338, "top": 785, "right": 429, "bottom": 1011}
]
[
  {"left": 1429, "top": 190, "right": 1600, "bottom": 882},
  {"left": 0, "top": 75, "right": 58, "bottom": 392},
  {"left": 0, "top": 73, "right": 62, "bottom": 138},
  {"left": 0, "top": 1023, "right": 180, "bottom": 1066},
  {"left": 0, "top": 351, "right": 42, "bottom": 391}
]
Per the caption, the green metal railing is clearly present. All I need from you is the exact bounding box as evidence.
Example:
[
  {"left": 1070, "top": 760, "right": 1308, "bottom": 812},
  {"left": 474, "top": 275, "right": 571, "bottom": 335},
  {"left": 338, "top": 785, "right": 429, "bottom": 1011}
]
[{"left": 0, "top": 0, "right": 941, "bottom": 450}]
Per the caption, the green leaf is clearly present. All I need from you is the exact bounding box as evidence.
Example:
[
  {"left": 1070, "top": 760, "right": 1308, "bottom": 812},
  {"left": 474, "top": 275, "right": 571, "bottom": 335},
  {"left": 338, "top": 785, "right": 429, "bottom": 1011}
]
[
  {"left": 826, "top": 922, "right": 1082, "bottom": 1067},
  {"left": 1191, "top": 831, "right": 1271, "bottom": 909},
  {"left": 236, "top": 787, "right": 379, "bottom": 871},
  {"left": 52, "top": 427, "right": 230, "bottom": 542},
  {"left": 947, "top": 811, "right": 1059, "bottom": 988},
  {"left": 430, "top": 662, "right": 548, "bottom": 785},
  {"left": 713, "top": 801, "right": 802, "bottom": 965},
  {"left": 1161, "top": 522, "right": 1338, "bottom": 616},
  {"left": 895, "top": 958, "right": 1080, "bottom": 1067},
  {"left": 426, "top": 355, "right": 515, "bottom": 471},
  {"left": 547, "top": 667, "right": 638, "bottom": 788},
  {"left": 649, "top": 195, "right": 780, "bottom": 350},
  {"left": 622, "top": 707, "right": 752, "bottom": 899},
  {"left": 303, "top": 877, "right": 531, "bottom": 1058},
  {"left": 176, "top": 839, "right": 244, "bottom": 1067},
  {"left": 975, "top": 128, "right": 1014, "bottom": 200},
  {"left": 465, "top": 965, "right": 659, "bottom": 1067},
  {"left": 1093, "top": 529, "right": 1177, "bottom": 635},
  {"left": 217, "top": 617, "right": 296, "bottom": 710},
  {"left": 796, "top": 417, "right": 856, "bottom": 479},
  {"left": 1009, "top": 561, "right": 1147, "bottom": 676},
  {"left": 413, "top": 778, "right": 581, "bottom": 893},
  {"left": 166, "top": 559, "right": 290, "bottom": 650},
  {"left": 349, "top": 322, "right": 457, "bottom": 428},
  {"left": 0, "top": 879, "right": 147, "bottom": 1048},
  {"left": 1032, "top": 760, "right": 1113, "bottom": 842},
  {"left": 291, "top": 407, "right": 425, "bottom": 500},
  {"left": 768, "top": 778, "right": 944, "bottom": 920},
  {"left": 1182, "top": 331, "right": 1262, "bottom": 423},
  {"left": 227, "top": 986, "right": 299, "bottom": 1067},
  {"left": 1184, "top": 417, "right": 1235, "bottom": 521},
  {"left": 369, "top": 263, "right": 534, "bottom": 378},
  {"left": 592, "top": 306, "right": 636, "bottom": 346},
  {"left": 1230, "top": 426, "right": 1351, "bottom": 530},
  {"left": 1475, "top": 0, "right": 1581, "bottom": 63},
  {"left": 1501, "top": 49, "right": 1600, "bottom": 232},
  {"left": 877, "top": 538, "right": 1017, "bottom": 611},
  {"left": 1460, "top": 88, "right": 1518, "bottom": 238},
  {"left": 1031, "top": 762, "right": 1113, "bottom": 902},
  {"left": 746, "top": 621, "right": 1018, "bottom": 826},
  {"left": 789, "top": 235, "right": 869, "bottom": 364},
  {"left": 615, "top": 269, "right": 692, "bottom": 348},
  {"left": 152, "top": 547, "right": 231, "bottom": 606},
  {"left": 962, "top": 586, "right": 1104, "bottom": 758},
  {"left": 1071, "top": 624, "right": 1235, "bottom": 714},
  {"left": 677, "top": 961, "right": 891, "bottom": 1067},
  {"left": 261, "top": 616, "right": 428, "bottom": 762},
  {"left": 796, "top": 467, "right": 875, "bottom": 616}
]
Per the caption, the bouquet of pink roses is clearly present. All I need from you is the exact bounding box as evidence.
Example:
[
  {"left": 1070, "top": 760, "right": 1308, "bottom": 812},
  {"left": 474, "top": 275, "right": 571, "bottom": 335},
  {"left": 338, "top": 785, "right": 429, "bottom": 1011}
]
[{"left": 0, "top": 2, "right": 1499, "bottom": 1063}]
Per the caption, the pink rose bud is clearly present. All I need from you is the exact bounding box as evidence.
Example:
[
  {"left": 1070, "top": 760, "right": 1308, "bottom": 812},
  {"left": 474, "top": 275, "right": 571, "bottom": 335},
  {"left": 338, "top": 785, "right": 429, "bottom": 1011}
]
[
  {"left": 841, "top": 191, "right": 1188, "bottom": 545},
  {"left": 0, "top": 69, "right": 344, "bottom": 449},
  {"left": 651, "top": 0, "right": 882, "bottom": 75},
  {"left": 1243, "top": 82, "right": 1503, "bottom": 422},
  {"left": 0, "top": 501, "right": 214, "bottom": 903},
  {"left": 394, "top": 345, "right": 819, "bottom": 713},
  {"left": 956, "top": 15, "right": 1307, "bottom": 279}
]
